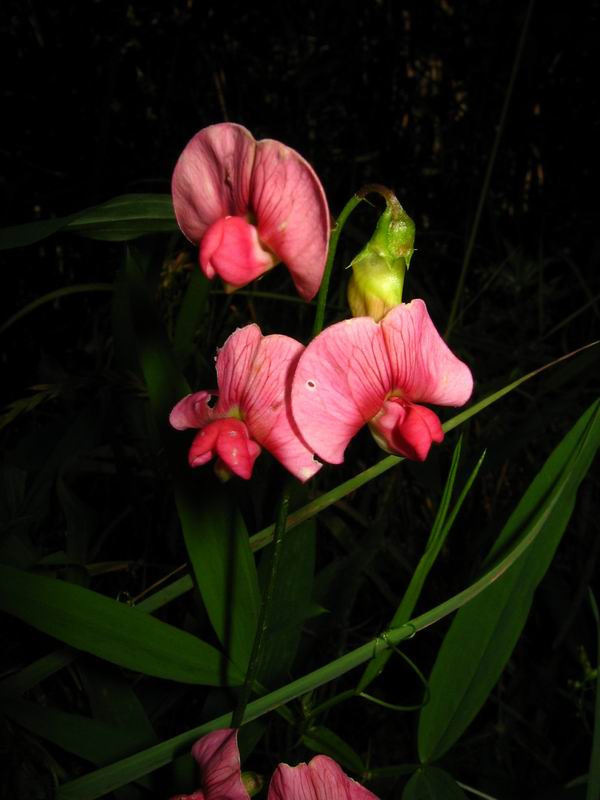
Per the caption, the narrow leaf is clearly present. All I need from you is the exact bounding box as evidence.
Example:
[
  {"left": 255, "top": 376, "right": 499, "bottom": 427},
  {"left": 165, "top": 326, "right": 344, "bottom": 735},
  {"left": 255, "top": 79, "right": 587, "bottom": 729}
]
[
  {"left": 0, "top": 564, "right": 242, "bottom": 685},
  {"left": 418, "top": 399, "right": 600, "bottom": 762},
  {"left": 0, "top": 194, "right": 177, "bottom": 250}
]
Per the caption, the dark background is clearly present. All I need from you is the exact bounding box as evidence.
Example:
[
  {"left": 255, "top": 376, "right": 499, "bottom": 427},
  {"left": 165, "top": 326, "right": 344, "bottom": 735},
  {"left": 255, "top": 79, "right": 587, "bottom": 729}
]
[{"left": 1, "top": 1, "right": 599, "bottom": 798}]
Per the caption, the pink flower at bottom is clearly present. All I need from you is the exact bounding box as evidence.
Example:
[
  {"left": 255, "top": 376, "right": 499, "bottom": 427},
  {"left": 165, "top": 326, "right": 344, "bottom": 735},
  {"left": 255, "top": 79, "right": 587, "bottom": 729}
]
[
  {"left": 170, "top": 324, "right": 321, "bottom": 482},
  {"left": 268, "top": 755, "right": 379, "bottom": 800},
  {"left": 171, "top": 730, "right": 379, "bottom": 800},
  {"left": 169, "top": 729, "right": 248, "bottom": 800},
  {"left": 290, "top": 299, "right": 473, "bottom": 463}
]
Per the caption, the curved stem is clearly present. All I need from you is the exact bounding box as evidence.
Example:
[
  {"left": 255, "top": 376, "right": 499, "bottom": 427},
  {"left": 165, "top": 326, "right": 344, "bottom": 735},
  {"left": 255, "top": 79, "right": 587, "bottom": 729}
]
[{"left": 312, "top": 194, "right": 363, "bottom": 337}]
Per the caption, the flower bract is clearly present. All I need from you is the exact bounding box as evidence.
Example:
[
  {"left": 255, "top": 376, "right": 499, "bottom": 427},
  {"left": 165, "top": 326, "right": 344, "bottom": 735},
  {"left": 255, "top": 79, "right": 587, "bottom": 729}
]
[
  {"left": 172, "top": 122, "right": 330, "bottom": 300},
  {"left": 170, "top": 324, "right": 321, "bottom": 482},
  {"left": 291, "top": 299, "right": 473, "bottom": 463}
]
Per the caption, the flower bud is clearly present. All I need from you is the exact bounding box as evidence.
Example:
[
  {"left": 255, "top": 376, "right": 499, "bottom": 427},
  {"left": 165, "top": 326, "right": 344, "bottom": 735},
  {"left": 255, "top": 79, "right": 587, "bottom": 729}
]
[
  {"left": 241, "top": 771, "right": 264, "bottom": 796},
  {"left": 347, "top": 196, "right": 415, "bottom": 322}
]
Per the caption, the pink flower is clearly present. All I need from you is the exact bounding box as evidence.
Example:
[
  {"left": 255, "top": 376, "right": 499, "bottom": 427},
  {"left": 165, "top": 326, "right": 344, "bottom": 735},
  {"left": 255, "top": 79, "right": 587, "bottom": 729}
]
[
  {"left": 268, "top": 755, "right": 379, "bottom": 799},
  {"left": 170, "top": 324, "right": 321, "bottom": 482},
  {"left": 172, "top": 123, "right": 330, "bottom": 300},
  {"left": 169, "top": 729, "right": 248, "bottom": 800},
  {"left": 171, "top": 729, "right": 379, "bottom": 800},
  {"left": 291, "top": 299, "right": 473, "bottom": 463}
]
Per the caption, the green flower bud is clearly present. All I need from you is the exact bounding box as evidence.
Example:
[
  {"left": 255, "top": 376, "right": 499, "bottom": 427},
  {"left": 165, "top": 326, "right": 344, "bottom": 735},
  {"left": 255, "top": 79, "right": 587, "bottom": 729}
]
[
  {"left": 348, "top": 193, "right": 415, "bottom": 322},
  {"left": 241, "top": 771, "right": 264, "bottom": 796}
]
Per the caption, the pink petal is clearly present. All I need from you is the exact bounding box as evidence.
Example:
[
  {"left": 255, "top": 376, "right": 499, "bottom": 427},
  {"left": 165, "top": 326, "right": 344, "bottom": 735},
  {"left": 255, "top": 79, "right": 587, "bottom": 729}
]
[
  {"left": 291, "top": 317, "right": 391, "bottom": 464},
  {"left": 381, "top": 300, "right": 473, "bottom": 406},
  {"left": 172, "top": 123, "right": 256, "bottom": 244},
  {"left": 268, "top": 755, "right": 378, "bottom": 800},
  {"left": 251, "top": 139, "right": 330, "bottom": 301},
  {"left": 191, "top": 729, "right": 249, "bottom": 800},
  {"left": 214, "top": 325, "right": 263, "bottom": 415},
  {"left": 240, "top": 334, "right": 321, "bottom": 481},
  {"left": 369, "top": 399, "right": 443, "bottom": 461},
  {"left": 189, "top": 418, "right": 261, "bottom": 480},
  {"left": 170, "top": 391, "right": 214, "bottom": 431},
  {"left": 199, "top": 216, "right": 276, "bottom": 285}
]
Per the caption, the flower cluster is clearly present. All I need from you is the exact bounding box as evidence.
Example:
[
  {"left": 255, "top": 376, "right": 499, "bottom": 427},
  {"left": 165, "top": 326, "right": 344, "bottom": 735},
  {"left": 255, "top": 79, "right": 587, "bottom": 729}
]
[
  {"left": 170, "top": 123, "right": 473, "bottom": 481},
  {"left": 169, "top": 729, "right": 379, "bottom": 800}
]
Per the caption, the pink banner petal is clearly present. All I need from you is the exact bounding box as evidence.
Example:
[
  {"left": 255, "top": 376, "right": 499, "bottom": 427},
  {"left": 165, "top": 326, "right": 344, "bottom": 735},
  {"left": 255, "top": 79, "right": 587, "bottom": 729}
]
[
  {"left": 242, "top": 334, "right": 322, "bottom": 481},
  {"left": 291, "top": 317, "right": 390, "bottom": 464},
  {"left": 215, "top": 324, "right": 263, "bottom": 414},
  {"left": 172, "top": 123, "right": 256, "bottom": 244},
  {"left": 381, "top": 300, "right": 473, "bottom": 407},
  {"left": 252, "top": 139, "right": 330, "bottom": 301}
]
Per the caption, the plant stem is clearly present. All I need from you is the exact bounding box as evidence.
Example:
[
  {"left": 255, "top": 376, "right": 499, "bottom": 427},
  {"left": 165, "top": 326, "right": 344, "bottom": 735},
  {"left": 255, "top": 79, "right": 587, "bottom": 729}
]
[
  {"left": 231, "top": 481, "right": 292, "bottom": 728},
  {"left": 312, "top": 194, "right": 363, "bottom": 337}
]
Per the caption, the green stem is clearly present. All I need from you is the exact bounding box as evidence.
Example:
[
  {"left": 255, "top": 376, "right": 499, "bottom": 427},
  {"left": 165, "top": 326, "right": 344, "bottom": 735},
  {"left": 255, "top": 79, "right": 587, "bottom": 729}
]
[
  {"left": 231, "top": 481, "right": 292, "bottom": 728},
  {"left": 445, "top": 0, "right": 534, "bottom": 338},
  {"left": 58, "top": 456, "right": 574, "bottom": 799},
  {"left": 312, "top": 194, "right": 363, "bottom": 337}
]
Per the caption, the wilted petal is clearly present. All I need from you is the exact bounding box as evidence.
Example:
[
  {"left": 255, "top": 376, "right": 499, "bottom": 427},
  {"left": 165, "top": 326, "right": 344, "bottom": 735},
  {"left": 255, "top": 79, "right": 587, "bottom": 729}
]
[
  {"left": 369, "top": 399, "right": 443, "bottom": 461},
  {"left": 291, "top": 317, "right": 391, "bottom": 464},
  {"left": 268, "top": 755, "right": 378, "bottom": 800},
  {"left": 252, "top": 139, "right": 330, "bottom": 301},
  {"left": 199, "top": 216, "right": 276, "bottom": 285},
  {"left": 190, "top": 729, "right": 249, "bottom": 800},
  {"left": 172, "top": 123, "right": 256, "bottom": 244},
  {"left": 170, "top": 391, "right": 214, "bottom": 431},
  {"left": 381, "top": 300, "right": 473, "bottom": 407},
  {"left": 189, "top": 418, "right": 261, "bottom": 479},
  {"left": 241, "top": 334, "right": 322, "bottom": 481},
  {"left": 215, "top": 325, "right": 263, "bottom": 414}
]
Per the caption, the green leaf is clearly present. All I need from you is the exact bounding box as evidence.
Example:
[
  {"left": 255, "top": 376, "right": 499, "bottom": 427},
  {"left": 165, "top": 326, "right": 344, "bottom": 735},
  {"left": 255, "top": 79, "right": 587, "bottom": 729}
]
[
  {"left": 403, "top": 766, "right": 467, "bottom": 799},
  {"left": 302, "top": 725, "right": 365, "bottom": 774},
  {"left": 0, "top": 194, "right": 177, "bottom": 249},
  {"left": 0, "top": 564, "right": 242, "bottom": 685},
  {"left": 172, "top": 269, "right": 211, "bottom": 369},
  {"left": 418, "top": 399, "right": 600, "bottom": 763},
  {"left": 3, "top": 697, "right": 153, "bottom": 773},
  {"left": 124, "top": 248, "right": 260, "bottom": 671}
]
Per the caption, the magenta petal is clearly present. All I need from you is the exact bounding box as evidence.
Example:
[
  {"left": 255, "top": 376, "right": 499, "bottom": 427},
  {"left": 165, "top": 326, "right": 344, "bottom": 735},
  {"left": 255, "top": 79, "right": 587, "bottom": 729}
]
[
  {"left": 214, "top": 324, "right": 263, "bottom": 414},
  {"left": 241, "top": 334, "right": 321, "bottom": 481},
  {"left": 199, "top": 216, "right": 276, "bottom": 286},
  {"left": 370, "top": 400, "right": 443, "bottom": 461},
  {"left": 215, "top": 419, "right": 261, "bottom": 480},
  {"left": 172, "top": 123, "right": 256, "bottom": 244},
  {"left": 381, "top": 300, "right": 473, "bottom": 406},
  {"left": 291, "top": 317, "right": 391, "bottom": 464},
  {"left": 251, "top": 139, "right": 330, "bottom": 301},
  {"left": 268, "top": 755, "right": 379, "bottom": 800},
  {"left": 190, "top": 729, "right": 249, "bottom": 800},
  {"left": 170, "top": 391, "right": 214, "bottom": 431},
  {"left": 189, "top": 419, "right": 260, "bottom": 479}
]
